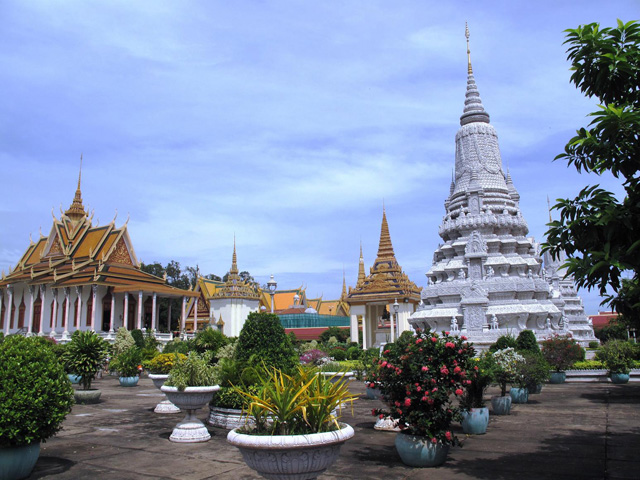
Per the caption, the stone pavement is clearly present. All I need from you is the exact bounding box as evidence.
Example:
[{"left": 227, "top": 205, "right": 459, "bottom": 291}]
[{"left": 28, "top": 377, "right": 640, "bottom": 480}]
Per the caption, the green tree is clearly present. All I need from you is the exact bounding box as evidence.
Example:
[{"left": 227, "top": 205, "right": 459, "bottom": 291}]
[{"left": 543, "top": 20, "right": 640, "bottom": 327}]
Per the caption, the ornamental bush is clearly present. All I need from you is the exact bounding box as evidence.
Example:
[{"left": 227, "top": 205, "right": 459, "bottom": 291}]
[
  {"left": 489, "top": 334, "right": 517, "bottom": 352},
  {"left": 64, "top": 330, "right": 109, "bottom": 390},
  {"left": 111, "top": 347, "right": 143, "bottom": 377},
  {"left": 163, "top": 337, "right": 194, "bottom": 355},
  {"left": 193, "top": 327, "right": 228, "bottom": 359},
  {"left": 541, "top": 334, "right": 584, "bottom": 372},
  {"left": 374, "top": 329, "right": 475, "bottom": 445},
  {"left": 235, "top": 312, "right": 297, "bottom": 373},
  {"left": 0, "top": 336, "right": 74, "bottom": 447},
  {"left": 492, "top": 348, "right": 525, "bottom": 396},
  {"left": 148, "top": 352, "right": 187, "bottom": 374},
  {"left": 460, "top": 352, "right": 496, "bottom": 409},
  {"left": 165, "top": 352, "right": 217, "bottom": 391},
  {"left": 596, "top": 339, "right": 637, "bottom": 374},
  {"left": 113, "top": 327, "right": 136, "bottom": 357},
  {"left": 516, "top": 330, "right": 540, "bottom": 353}
]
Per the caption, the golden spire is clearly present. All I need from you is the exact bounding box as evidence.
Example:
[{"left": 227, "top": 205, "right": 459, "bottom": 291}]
[
  {"left": 376, "top": 208, "right": 396, "bottom": 261},
  {"left": 230, "top": 235, "right": 239, "bottom": 276},
  {"left": 64, "top": 154, "right": 87, "bottom": 222},
  {"left": 341, "top": 269, "right": 347, "bottom": 300},
  {"left": 547, "top": 195, "right": 553, "bottom": 222},
  {"left": 357, "top": 242, "right": 366, "bottom": 286},
  {"left": 465, "top": 22, "right": 473, "bottom": 75}
]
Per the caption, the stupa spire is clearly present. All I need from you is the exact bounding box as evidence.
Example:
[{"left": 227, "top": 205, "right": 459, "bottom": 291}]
[
  {"left": 230, "top": 235, "right": 239, "bottom": 276},
  {"left": 357, "top": 242, "right": 366, "bottom": 286},
  {"left": 64, "top": 154, "right": 88, "bottom": 222},
  {"left": 460, "top": 24, "right": 490, "bottom": 126},
  {"left": 341, "top": 269, "right": 347, "bottom": 300},
  {"left": 375, "top": 208, "right": 396, "bottom": 261}
]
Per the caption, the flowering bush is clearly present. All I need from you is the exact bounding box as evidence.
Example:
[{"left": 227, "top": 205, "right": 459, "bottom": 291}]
[
  {"left": 492, "top": 348, "right": 525, "bottom": 396},
  {"left": 513, "top": 352, "right": 551, "bottom": 389},
  {"left": 299, "top": 349, "right": 331, "bottom": 366},
  {"left": 373, "top": 329, "right": 475, "bottom": 445},
  {"left": 460, "top": 352, "right": 496, "bottom": 409},
  {"left": 541, "top": 334, "right": 584, "bottom": 372},
  {"left": 596, "top": 339, "right": 636, "bottom": 374}
]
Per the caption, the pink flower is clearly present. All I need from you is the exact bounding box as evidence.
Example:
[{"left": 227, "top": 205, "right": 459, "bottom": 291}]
[
  {"left": 461, "top": 335, "right": 468, "bottom": 341},
  {"left": 440, "top": 367, "right": 449, "bottom": 375},
  {"left": 416, "top": 386, "right": 422, "bottom": 392},
  {"left": 455, "top": 389, "right": 463, "bottom": 396},
  {"left": 368, "top": 382, "right": 375, "bottom": 388},
  {"left": 432, "top": 387, "right": 438, "bottom": 392},
  {"left": 416, "top": 338, "right": 423, "bottom": 344},
  {"left": 395, "top": 401, "right": 401, "bottom": 407},
  {"left": 379, "top": 414, "right": 384, "bottom": 419},
  {"left": 453, "top": 366, "right": 461, "bottom": 374},
  {"left": 428, "top": 398, "right": 434, "bottom": 405},
  {"left": 431, "top": 337, "right": 437, "bottom": 343},
  {"left": 380, "top": 361, "right": 387, "bottom": 367},
  {"left": 404, "top": 398, "right": 411, "bottom": 407},
  {"left": 445, "top": 431, "right": 452, "bottom": 441},
  {"left": 445, "top": 342, "right": 455, "bottom": 348},
  {"left": 431, "top": 437, "right": 437, "bottom": 444},
  {"left": 422, "top": 366, "right": 429, "bottom": 372},
  {"left": 421, "top": 395, "right": 428, "bottom": 402},
  {"left": 445, "top": 331, "right": 450, "bottom": 335}
]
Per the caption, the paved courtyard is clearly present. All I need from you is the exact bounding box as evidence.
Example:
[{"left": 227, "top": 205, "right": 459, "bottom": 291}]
[{"left": 28, "top": 376, "right": 640, "bottom": 480}]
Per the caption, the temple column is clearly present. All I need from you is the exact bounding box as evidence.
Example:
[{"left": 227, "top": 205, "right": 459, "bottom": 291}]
[
  {"left": 109, "top": 292, "right": 115, "bottom": 336},
  {"left": 362, "top": 309, "right": 368, "bottom": 350},
  {"left": 4, "top": 285, "right": 13, "bottom": 335},
  {"left": 137, "top": 291, "right": 143, "bottom": 330},
  {"left": 151, "top": 293, "right": 157, "bottom": 332},
  {"left": 181, "top": 296, "right": 187, "bottom": 333},
  {"left": 38, "top": 285, "right": 46, "bottom": 335},
  {"left": 27, "top": 285, "right": 35, "bottom": 335},
  {"left": 123, "top": 293, "right": 129, "bottom": 329},
  {"left": 75, "top": 286, "right": 82, "bottom": 331},
  {"left": 62, "top": 287, "right": 70, "bottom": 340},
  {"left": 50, "top": 288, "right": 58, "bottom": 337},
  {"left": 167, "top": 301, "right": 172, "bottom": 333},
  {"left": 194, "top": 298, "right": 198, "bottom": 332},
  {"left": 90, "top": 285, "right": 97, "bottom": 331},
  {"left": 390, "top": 303, "right": 396, "bottom": 344},
  {"left": 350, "top": 313, "right": 358, "bottom": 344}
]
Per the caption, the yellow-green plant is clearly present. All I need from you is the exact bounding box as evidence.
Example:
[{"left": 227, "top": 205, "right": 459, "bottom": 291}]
[
  {"left": 148, "top": 353, "right": 187, "bottom": 374},
  {"left": 233, "top": 366, "right": 357, "bottom": 435}
]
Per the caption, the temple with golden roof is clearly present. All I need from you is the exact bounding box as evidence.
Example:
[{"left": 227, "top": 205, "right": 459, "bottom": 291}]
[
  {"left": 0, "top": 167, "right": 197, "bottom": 341},
  {"left": 347, "top": 209, "right": 421, "bottom": 348}
]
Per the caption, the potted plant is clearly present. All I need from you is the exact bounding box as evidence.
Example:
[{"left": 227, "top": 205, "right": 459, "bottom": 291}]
[
  {"left": 491, "top": 348, "right": 524, "bottom": 415},
  {"left": 541, "top": 334, "right": 584, "bottom": 383},
  {"left": 63, "top": 330, "right": 109, "bottom": 404},
  {"left": 111, "top": 346, "right": 143, "bottom": 387},
  {"left": 161, "top": 352, "right": 220, "bottom": 442},
  {"left": 459, "top": 352, "right": 495, "bottom": 435},
  {"left": 596, "top": 339, "right": 636, "bottom": 384},
  {"left": 0, "top": 336, "right": 74, "bottom": 480},
  {"left": 517, "top": 352, "right": 551, "bottom": 396},
  {"left": 318, "top": 361, "right": 355, "bottom": 386},
  {"left": 363, "top": 357, "right": 382, "bottom": 400},
  {"left": 227, "top": 365, "right": 358, "bottom": 479},
  {"left": 373, "top": 329, "right": 474, "bottom": 467},
  {"left": 148, "top": 352, "right": 186, "bottom": 413}
]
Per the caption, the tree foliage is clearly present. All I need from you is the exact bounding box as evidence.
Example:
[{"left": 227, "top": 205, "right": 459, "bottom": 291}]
[{"left": 543, "top": 20, "right": 640, "bottom": 325}]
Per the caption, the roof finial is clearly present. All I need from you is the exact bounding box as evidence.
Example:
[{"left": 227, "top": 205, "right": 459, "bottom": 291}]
[
  {"left": 78, "top": 153, "right": 83, "bottom": 190},
  {"left": 465, "top": 22, "right": 473, "bottom": 75},
  {"left": 547, "top": 195, "right": 553, "bottom": 222}
]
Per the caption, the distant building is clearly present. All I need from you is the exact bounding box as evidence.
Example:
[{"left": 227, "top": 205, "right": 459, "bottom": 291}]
[{"left": 0, "top": 170, "right": 197, "bottom": 341}]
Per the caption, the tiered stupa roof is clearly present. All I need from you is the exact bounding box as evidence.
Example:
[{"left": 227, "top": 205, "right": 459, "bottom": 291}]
[
  {"left": 410, "top": 26, "right": 561, "bottom": 346},
  {"left": 347, "top": 210, "right": 421, "bottom": 305},
  {"left": 211, "top": 239, "right": 260, "bottom": 300}
]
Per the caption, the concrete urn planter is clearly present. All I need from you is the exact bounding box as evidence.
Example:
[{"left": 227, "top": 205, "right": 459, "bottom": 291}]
[
  {"left": 74, "top": 388, "right": 102, "bottom": 404},
  {"left": 227, "top": 423, "right": 354, "bottom": 480},
  {"left": 161, "top": 385, "right": 220, "bottom": 443},
  {"left": 208, "top": 406, "right": 254, "bottom": 430},
  {"left": 148, "top": 374, "right": 180, "bottom": 414}
]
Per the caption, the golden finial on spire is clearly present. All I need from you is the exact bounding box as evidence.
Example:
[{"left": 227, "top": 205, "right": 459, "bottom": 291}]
[
  {"left": 78, "top": 153, "right": 83, "bottom": 190},
  {"left": 547, "top": 195, "right": 553, "bottom": 222},
  {"left": 465, "top": 22, "right": 473, "bottom": 75}
]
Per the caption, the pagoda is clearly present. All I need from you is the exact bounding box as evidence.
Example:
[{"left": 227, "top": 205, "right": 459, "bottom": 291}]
[
  {"left": 347, "top": 209, "right": 421, "bottom": 348},
  {"left": 409, "top": 27, "right": 563, "bottom": 349}
]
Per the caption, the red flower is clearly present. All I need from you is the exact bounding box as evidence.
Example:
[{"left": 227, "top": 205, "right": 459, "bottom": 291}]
[
  {"left": 380, "top": 361, "right": 387, "bottom": 367},
  {"left": 445, "top": 331, "right": 450, "bottom": 335},
  {"left": 379, "top": 414, "right": 384, "bottom": 419},
  {"left": 461, "top": 335, "right": 468, "bottom": 341},
  {"left": 431, "top": 337, "right": 437, "bottom": 343},
  {"left": 445, "top": 342, "right": 455, "bottom": 348},
  {"left": 404, "top": 398, "right": 411, "bottom": 407},
  {"left": 416, "top": 386, "right": 422, "bottom": 392},
  {"left": 453, "top": 366, "right": 461, "bottom": 374},
  {"left": 432, "top": 387, "right": 438, "bottom": 392},
  {"left": 431, "top": 437, "right": 437, "bottom": 444},
  {"left": 416, "top": 338, "right": 423, "bottom": 344},
  {"left": 445, "top": 431, "right": 452, "bottom": 441},
  {"left": 455, "top": 389, "right": 463, "bottom": 396},
  {"left": 422, "top": 366, "right": 429, "bottom": 372},
  {"left": 371, "top": 409, "right": 376, "bottom": 416},
  {"left": 440, "top": 367, "right": 449, "bottom": 375}
]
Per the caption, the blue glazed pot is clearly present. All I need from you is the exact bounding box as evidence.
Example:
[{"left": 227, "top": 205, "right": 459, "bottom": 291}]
[
  {"left": 491, "top": 395, "right": 511, "bottom": 415},
  {"left": 395, "top": 433, "right": 450, "bottom": 467},
  {"left": 530, "top": 383, "right": 543, "bottom": 394},
  {"left": 460, "top": 407, "right": 489, "bottom": 435},
  {"left": 510, "top": 387, "right": 529, "bottom": 404},
  {"left": 119, "top": 376, "right": 139, "bottom": 387},
  {"left": 0, "top": 442, "right": 40, "bottom": 480},
  {"left": 549, "top": 372, "right": 566, "bottom": 384},
  {"left": 67, "top": 374, "right": 82, "bottom": 384},
  {"left": 610, "top": 372, "right": 630, "bottom": 384}
]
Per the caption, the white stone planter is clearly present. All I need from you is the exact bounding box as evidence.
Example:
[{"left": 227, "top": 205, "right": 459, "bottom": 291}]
[
  {"left": 148, "top": 374, "right": 180, "bottom": 414},
  {"left": 318, "top": 371, "right": 355, "bottom": 386},
  {"left": 161, "top": 385, "right": 220, "bottom": 443},
  {"left": 208, "top": 406, "right": 254, "bottom": 430},
  {"left": 227, "top": 423, "right": 354, "bottom": 480}
]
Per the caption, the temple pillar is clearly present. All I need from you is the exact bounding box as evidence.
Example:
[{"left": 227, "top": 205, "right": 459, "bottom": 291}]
[
  {"left": 75, "top": 286, "right": 82, "bottom": 330},
  {"left": 181, "top": 296, "right": 187, "bottom": 333},
  {"left": 137, "top": 290, "right": 143, "bottom": 330},
  {"left": 39, "top": 285, "right": 46, "bottom": 335},
  {"left": 194, "top": 298, "right": 198, "bottom": 332},
  {"left": 123, "top": 293, "right": 129, "bottom": 329},
  {"left": 90, "top": 285, "right": 97, "bottom": 331},
  {"left": 349, "top": 313, "right": 358, "bottom": 343},
  {"left": 27, "top": 285, "right": 35, "bottom": 335},
  {"left": 167, "top": 302, "right": 172, "bottom": 333},
  {"left": 151, "top": 292, "right": 157, "bottom": 332},
  {"left": 62, "top": 287, "right": 70, "bottom": 340},
  {"left": 4, "top": 285, "right": 12, "bottom": 335},
  {"left": 50, "top": 288, "right": 58, "bottom": 337},
  {"left": 109, "top": 293, "right": 116, "bottom": 335},
  {"left": 362, "top": 309, "right": 368, "bottom": 350}
]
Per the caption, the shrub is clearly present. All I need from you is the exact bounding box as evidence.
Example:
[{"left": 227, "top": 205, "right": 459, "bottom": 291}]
[
  {"left": 489, "top": 334, "right": 517, "bottom": 352},
  {"left": 329, "top": 347, "right": 347, "bottom": 361},
  {"left": 595, "top": 322, "right": 628, "bottom": 342},
  {"left": 596, "top": 339, "right": 637, "bottom": 374},
  {"left": 299, "top": 349, "right": 330, "bottom": 366},
  {"left": 235, "top": 312, "right": 297, "bottom": 373},
  {"left": 572, "top": 360, "right": 605, "bottom": 369},
  {"left": 194, "top": 327, "right": 228, "bottom": 358},
  {"left": 211, "top": 385, "right": 260, "bottom": 410},
  {"left": 130, "top": 329, "right": 145, "bottom": 349},
  {"left": 588, "top": 340, "right": 600, "bottom": 349},
  {"left": 113, "top": 327, "right": 136, "bottom": 357},
  {"left": 541, "top": 334, "right": 585, "bottom": 372},
  {"left": 64, "top": 330, "right": 109, "bottom": 390},
  {"left": 492, "top": 348, "right": 525, "bottom": 396},
  {"left": 0, "top": 336, "right": 74, "bottom": 447},
  {"left": 163, "top": 338, "right": 194, "bottom": 355},
  {"left": 514, "top": 352, "right": 551, "bottom": 390},
  {"left": 374, "top": 329, "right": 475, "bottom": 444},
  {"left": 111, "top": 347, "right": 143, "bottom": 377},
  {"left": 460, "top": 352, "right": 496, "bottom": 409},
  {"left": 516, "top": 330, "right": 540, "bottom": 353},
  {"left": 148, "top": 353, "right": 187, "bottom": 374},
  {"left": 165, "top": 352, "right": 217, "bottom": 391},
  {"left": 346, "top": 346, "right": 361, "bottom": 360},
  {"left": 319, "top": 326, "right": 350, "bottom": 344}
]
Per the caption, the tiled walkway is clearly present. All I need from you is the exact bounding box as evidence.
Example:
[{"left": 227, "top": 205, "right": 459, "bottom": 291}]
[{"left": 29, "top": 377, "right": 640, "bottom": 479}]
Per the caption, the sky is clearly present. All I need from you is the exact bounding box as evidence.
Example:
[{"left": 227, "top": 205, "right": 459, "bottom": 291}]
[{"left": 0, "top": 1, "right": 637, "bottom": 315}]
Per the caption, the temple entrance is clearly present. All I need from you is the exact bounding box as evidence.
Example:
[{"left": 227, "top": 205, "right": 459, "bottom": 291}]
[
  {"left": 33, "top": 297, "right": 42, "bottom": 333},
  {"left": 102, "top": 291, "right": 112, "bottom": 332}
]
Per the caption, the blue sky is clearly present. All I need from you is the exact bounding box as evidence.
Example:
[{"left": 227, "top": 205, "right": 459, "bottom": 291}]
[{"left": 0, "top": 1, "right": 636, "bottom": 314}]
